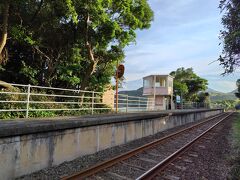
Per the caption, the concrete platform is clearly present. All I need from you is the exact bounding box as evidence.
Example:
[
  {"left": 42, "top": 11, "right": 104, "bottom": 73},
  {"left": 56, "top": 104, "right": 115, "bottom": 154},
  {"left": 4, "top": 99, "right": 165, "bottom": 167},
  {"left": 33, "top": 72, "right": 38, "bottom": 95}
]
[
  {"left": 0, "top": 109, "right": 223, "bottom": 179},
  {"left": 0, "top": 109, "right": 222, "bottom": 138}
]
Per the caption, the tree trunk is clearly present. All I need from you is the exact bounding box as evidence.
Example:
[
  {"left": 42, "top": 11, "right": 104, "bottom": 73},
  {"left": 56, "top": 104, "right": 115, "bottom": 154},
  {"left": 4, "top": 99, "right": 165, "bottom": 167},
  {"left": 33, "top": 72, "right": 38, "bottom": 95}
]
[
  {"left": 78, "top": 12, "right": 99, "bottom": 107},
  {"left": 79, "top": 12, "right": 98, "bottom": 91},
  {"left": 0, "top": 1, "right": 10, "bottom": 58},
  {"left": 80, "top": 60, "right": 98, "bottom": 91}
]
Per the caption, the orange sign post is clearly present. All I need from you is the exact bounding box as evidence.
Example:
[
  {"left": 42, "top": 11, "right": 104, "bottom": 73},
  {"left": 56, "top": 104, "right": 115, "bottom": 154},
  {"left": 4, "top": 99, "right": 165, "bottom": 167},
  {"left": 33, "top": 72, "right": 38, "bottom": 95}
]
[{"left": 115, "top": 64, "right": 125, "bottom": 113}]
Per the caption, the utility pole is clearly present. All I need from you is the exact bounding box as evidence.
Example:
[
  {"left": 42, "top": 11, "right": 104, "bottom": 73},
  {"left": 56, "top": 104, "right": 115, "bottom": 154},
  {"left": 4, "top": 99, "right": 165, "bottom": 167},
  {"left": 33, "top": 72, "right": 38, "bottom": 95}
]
[
  {"left": 181, "top": 91, "right": 183, "bottom": 109},
  {"left": 115, "top": 60, "right": 119, "bottom": 113},
  {"left": 153, "top": 75, "right": 156, "bottom": 110},
  {"left": 115, "top": 61, "right": 125, "bottom": 113}
]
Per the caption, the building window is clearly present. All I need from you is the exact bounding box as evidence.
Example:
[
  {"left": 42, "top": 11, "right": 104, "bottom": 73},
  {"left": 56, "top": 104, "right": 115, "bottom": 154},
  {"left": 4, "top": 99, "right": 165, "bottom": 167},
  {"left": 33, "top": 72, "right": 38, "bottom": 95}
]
[
  {"left": 168, "top": 79, "right": 173, "bottom": 88},
  {"left": 155, "top": 81, "right": 160, "bottom": 87},
  {"left": 160, "top": 78, "right": 166, "bottom": 87},
  {"left": 144, "top": 79, "right": 151, "bottom": 88},
  {"left": 155, "top": 77, "right": 166, "bottom": 87}
]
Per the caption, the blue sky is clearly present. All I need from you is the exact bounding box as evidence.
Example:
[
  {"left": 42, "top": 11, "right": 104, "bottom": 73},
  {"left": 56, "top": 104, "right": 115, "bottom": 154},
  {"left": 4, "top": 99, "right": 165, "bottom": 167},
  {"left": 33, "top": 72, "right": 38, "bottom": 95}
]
[{"left": 121, "top": 0, "right": 240, "bottom": 93}]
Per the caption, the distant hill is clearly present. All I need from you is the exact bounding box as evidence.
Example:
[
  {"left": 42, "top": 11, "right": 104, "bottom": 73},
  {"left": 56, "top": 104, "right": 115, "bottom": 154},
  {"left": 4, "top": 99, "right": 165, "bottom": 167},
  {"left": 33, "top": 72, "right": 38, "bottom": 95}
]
[
  {"left": 120, "top": 79, "right": 142, "bottom": 91},
  {"left": 206, "top": 88, "right": 237, "bottom": 102},
  {"left": 119, "top": 87, "right": 238, "bottom": 102},
  {"left": 119, "top": 87, "right": 143, "bottom": 97},
  {"left": 230, "top": 89, "right": 237, "bottom": 93},
  {"left": 206, "top": 88, "right": 222, "bottom": 94}
]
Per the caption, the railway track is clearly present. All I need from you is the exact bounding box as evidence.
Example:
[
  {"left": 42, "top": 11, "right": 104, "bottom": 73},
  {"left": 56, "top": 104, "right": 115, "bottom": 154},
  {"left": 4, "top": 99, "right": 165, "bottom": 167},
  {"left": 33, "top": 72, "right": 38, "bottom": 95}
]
[
  {"left": 62, "top": 112, "right": 232, "bottom": 180},
  {"left": 136, "top": 112, "right": 233, "bottom": 180}
]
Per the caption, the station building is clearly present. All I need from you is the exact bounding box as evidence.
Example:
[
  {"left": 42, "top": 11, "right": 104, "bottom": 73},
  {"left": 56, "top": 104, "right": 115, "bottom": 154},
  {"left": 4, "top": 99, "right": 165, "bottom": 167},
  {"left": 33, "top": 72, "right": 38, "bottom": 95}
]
[{"left": 143, "top": 74, "right": 174, "bottom": 110}]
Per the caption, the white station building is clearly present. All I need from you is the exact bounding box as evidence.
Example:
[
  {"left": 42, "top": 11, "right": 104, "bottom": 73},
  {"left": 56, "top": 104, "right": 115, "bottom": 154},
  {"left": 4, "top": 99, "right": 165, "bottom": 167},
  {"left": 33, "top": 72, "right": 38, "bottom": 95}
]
[{"left": 143, "top": 75, "right": 174, "bottom": 110}]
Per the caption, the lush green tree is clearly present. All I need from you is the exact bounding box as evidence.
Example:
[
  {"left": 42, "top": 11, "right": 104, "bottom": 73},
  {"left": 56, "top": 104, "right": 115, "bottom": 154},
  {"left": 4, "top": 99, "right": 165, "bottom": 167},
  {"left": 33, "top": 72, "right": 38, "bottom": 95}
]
[
  {"left": 1, "top": 0, "right": 75, "bottom": 86},
  {"left": 197, "top": 92, "right": 210, "bottom": 103},
  {"left": 235, "top": 79, "right": 240, "bottom": 98},
  {"left": 219, "top": 0, "right": 240, "bottom": 73},
  {"left": 0, "top": 0, "right": 153, "bottom": 92},
  {"left": 71, "top": 0, "right": 153, "bottom": 91},
  {"left": 170, "top": 67, "right": 208, "bottom": 101},
  {"left": 214, "top": 99, "right": 239, "bottom": 109}
]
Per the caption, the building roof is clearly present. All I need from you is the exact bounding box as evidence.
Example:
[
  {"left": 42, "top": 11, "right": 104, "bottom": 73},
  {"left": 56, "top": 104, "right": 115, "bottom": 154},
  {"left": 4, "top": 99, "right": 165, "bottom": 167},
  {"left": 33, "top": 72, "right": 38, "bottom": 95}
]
[{"left": 143, "top": 74, "right": 174, "bottom": 79}]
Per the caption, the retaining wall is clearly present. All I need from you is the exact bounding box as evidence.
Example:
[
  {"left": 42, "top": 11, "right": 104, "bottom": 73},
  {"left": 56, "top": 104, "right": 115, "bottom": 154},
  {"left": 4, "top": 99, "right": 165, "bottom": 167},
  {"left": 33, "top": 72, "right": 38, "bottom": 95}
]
[{"left": 0, "top": 109, "right": 223, "bottom": 179}]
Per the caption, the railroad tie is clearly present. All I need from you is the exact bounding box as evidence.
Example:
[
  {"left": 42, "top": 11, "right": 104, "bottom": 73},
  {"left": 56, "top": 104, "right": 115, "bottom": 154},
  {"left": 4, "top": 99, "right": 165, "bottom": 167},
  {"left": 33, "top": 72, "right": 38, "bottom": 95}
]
[
  {"left": 137, "top": 157, "right": 158, "bottom": 164},
  {"left": 163, "top": 174, "right": 180, "bottom": 180},
  {"left": 188, "top": 153, "right": 198, "bottom": 157},
  {"left": 183, "top": 158, "right": 193, "bottom": 163},
  {"left": 120, "top": 161, "right": 146, "bottom": 171},
  {"left": 106, "top": 172, "right": 132, "bottom": 180},
  {"left": 170, "top": 163, "right": 187, "bottom": 171},
  {"left": 198, "top": 145, "right": 206, "bottom": 149},
  {"left": 92, "top": 175, "right": 105, "bottom": 180},
  {"left": 145, "top": 152, "right": 163, "bottom": 157}
]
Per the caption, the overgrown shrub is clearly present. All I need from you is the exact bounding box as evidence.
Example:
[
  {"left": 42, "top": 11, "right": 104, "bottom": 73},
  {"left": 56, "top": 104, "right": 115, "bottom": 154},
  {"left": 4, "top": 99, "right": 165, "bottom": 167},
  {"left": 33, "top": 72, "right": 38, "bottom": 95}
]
[
  {"left": 0, "top": 87, "right": 112, "bottom": 119},
  {"left": 0, "top": 87, "right": 26, "bottom": 119}
]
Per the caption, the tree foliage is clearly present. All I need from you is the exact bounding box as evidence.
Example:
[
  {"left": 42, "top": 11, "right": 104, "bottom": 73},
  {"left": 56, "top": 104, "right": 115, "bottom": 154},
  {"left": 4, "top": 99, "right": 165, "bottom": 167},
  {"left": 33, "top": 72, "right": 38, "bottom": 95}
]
[
  {"left": 236, "top": 79, "right": 240, "bottom": 98},
  {"left": 197, "top": 92, "right": 210, "bottom": 104},
  {"left": 214, "top": 99, "right": 239, "bottom": 109},
  {"left": 0, "top": 0, "right": 153, "bottom": 91},
  {"left": 219, "top": 0, "right": 240, "bottom": 73},
  {"left": 170, "top": 68, "right": 208, "bottom": 101}
]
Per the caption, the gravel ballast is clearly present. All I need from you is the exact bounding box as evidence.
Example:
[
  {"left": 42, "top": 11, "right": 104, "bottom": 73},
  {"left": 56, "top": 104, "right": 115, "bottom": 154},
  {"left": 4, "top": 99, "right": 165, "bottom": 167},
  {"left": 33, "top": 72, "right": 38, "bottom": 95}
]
[{"left": 160, "top": 113, "right": 235, "bottom": 180}]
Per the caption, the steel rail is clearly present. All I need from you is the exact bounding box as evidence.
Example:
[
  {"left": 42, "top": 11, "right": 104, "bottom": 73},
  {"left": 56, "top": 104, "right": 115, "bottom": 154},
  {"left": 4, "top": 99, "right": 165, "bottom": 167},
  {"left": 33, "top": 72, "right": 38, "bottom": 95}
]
[
  {"left": 136, "top": 112, "right": 234, "bottom": 180},
  {"left": 62, "top": 112, "right": 227, "bottom": 180}
]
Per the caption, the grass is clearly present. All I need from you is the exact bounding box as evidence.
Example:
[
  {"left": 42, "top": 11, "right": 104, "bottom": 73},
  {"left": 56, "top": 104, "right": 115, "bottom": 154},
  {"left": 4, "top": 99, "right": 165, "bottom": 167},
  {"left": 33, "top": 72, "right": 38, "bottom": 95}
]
[
  {"left": 229, "top": 112, "right": 240, "bottom": 179},
  {"left": 233, "top": 113, "right": 240, "bottom": 145}
]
